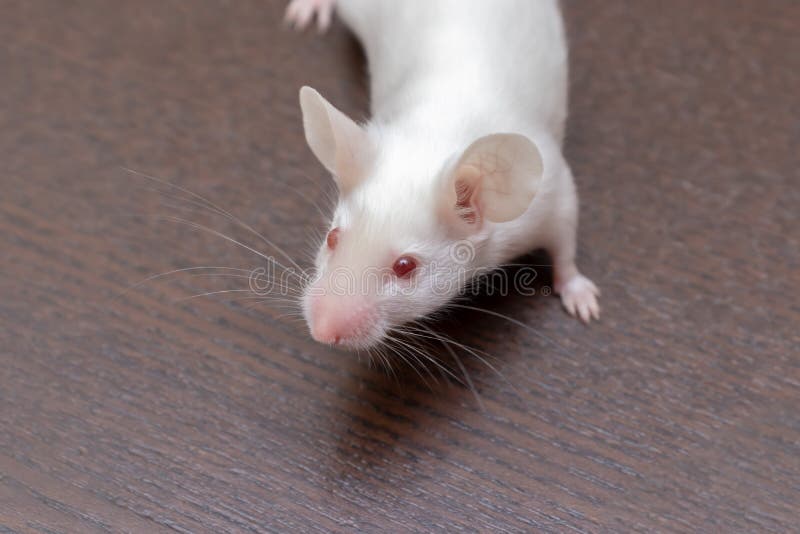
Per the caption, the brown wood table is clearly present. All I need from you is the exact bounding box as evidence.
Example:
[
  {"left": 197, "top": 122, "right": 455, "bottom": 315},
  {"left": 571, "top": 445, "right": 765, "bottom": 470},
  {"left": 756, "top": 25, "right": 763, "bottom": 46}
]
[{"left": 1, "top": 1, "right": 798, "bottom": 531}]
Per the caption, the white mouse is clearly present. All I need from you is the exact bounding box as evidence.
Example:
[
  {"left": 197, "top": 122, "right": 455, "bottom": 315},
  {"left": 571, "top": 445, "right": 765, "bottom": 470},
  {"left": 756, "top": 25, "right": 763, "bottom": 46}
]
[{"left": 286, "top": 0, "right": 600, "bottom": 349}]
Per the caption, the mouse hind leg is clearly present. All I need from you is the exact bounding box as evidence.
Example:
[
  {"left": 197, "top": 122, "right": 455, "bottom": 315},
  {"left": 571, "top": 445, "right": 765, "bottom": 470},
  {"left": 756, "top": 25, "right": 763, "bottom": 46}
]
[{"left": 285, "top": 0, "right": 336, "bottom": 32}]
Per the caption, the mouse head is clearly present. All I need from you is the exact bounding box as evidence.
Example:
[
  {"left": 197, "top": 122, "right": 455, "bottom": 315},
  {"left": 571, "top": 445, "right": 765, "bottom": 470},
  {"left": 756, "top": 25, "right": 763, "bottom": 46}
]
[{"left": 297, "top": 87, "right": 543, "bottom": 349}]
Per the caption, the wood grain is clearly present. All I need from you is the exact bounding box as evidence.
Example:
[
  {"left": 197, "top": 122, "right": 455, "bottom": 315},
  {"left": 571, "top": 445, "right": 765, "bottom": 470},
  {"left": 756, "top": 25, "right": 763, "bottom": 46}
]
[{"left": 0, "top": 0, "right": 798, "bottom": 531}]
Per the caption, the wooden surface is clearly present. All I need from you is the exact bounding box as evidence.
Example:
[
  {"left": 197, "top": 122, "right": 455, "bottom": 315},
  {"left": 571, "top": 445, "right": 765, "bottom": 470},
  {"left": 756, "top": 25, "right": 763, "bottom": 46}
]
[{"left": 1, "top": 1, "right": 798, "bottom": 531}]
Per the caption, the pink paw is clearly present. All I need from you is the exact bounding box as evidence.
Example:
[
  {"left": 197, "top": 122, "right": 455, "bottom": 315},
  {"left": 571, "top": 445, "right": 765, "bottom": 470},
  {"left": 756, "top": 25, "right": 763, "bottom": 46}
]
[
  {"left": 284, "top": 0, "right": 336, "bottom": 32},
  {"left": 557, "top": 274, "right": 600, "bottom": 323}
]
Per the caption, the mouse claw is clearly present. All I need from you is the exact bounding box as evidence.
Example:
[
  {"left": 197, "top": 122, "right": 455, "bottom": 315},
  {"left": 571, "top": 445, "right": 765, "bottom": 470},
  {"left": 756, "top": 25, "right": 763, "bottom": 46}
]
[
  {"left": 563, "top": 297, "right": 577, "bottom": 318},
  {"left": 284, "top": 0, "right": 335, "bottom": 33},
  {"left": 316, "top": 2, "right": 333, "bottom": 32},
  {"left": 558, "top": 274, "right": 601, "bottom": 324}
]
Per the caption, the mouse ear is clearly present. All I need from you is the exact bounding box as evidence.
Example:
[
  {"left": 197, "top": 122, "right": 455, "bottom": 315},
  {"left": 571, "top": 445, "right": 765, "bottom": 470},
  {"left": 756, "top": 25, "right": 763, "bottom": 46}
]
[
  {"left": 299, "top": 86, "right": 372, "bottom": 194},
  {"left": 440, "top": 133, "right": 543, "bottom": 232}
]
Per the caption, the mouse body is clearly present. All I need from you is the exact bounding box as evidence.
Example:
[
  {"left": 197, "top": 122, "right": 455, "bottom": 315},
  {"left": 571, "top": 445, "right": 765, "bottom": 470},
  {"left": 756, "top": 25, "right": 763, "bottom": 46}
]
[{"left": 286, "top": 0, "right": 600, "bottom": 349}]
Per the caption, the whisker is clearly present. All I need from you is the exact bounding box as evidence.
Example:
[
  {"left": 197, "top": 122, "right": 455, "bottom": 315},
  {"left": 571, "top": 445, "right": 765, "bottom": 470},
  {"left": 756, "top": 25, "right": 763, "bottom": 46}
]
[
  {"left": 412, "top": 324, "right": 484, "bottom": 410},
  {"left": 124, "top": 167, "right": 306, "bottom": 273},
  {"left": 446, "top": 303, "right": 572, "bottom": 357},
  {"left": 272, "top": 177, "right": 330, "bottom": 221},
  {"left": 235, "top": 294, "right": 302, "bottom": 304},
  {"left": 375, "top": 341, "right": 401, "bottom": 384},
  {"left": 181, "top": 271, "right": 304, "bottom": 296},
  {"left": 400, "top": 323, "right": 520, "bottom": 398},
  {"left": 239, "top": 298, "right": 303, "bottom": 311},
  {"left": 384, "top": 332, "right": 463, "bottom": 386},
  {"left": 114, "top": 266, "right": 255, "bottom": 300},
  {"left": 392, "top": 334, "right": 445, "bottom": 386},
  {"left": 156, "top": 214, "right": 308, "bottom": 283},
  {"left": 268, "top": 315, "right": 307, "bottom": 326},
  {"left": 378, "top": 346, "right": 396, "bottom": 379},
  {"left": 382, "top": 336, "right": 436, "bottom": 390},
  {"left": 173, "top": 288, "right": 260, "bottom": 303}
]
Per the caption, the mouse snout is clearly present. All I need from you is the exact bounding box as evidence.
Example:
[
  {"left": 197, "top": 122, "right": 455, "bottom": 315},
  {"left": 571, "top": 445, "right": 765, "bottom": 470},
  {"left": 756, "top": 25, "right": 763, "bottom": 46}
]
[{"left": 309, "top": 295, "right": 378, "bottom": 346}]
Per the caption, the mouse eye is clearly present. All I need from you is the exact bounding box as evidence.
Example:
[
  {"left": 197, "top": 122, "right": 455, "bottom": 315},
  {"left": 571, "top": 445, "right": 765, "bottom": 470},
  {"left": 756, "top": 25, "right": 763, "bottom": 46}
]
[
  {"left": 326, "top": 227, "right": 340, "bottom": 250},
  {"left": 392, "top": 256, "right": 417, "bottom": 279}
]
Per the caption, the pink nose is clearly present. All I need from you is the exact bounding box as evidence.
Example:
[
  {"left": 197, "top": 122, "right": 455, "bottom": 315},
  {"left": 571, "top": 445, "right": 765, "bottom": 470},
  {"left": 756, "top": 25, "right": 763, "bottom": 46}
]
[{"left": 310, "top": 296, "right": 374, "bottom": 345}]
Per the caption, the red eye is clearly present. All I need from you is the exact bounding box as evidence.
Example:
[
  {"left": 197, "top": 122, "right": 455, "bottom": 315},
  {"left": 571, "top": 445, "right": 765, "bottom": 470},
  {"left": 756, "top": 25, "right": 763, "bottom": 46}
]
[
  {"left": 392, "top": 256, "right": 417, "bottom": 278},
  {"left": 326, "top": 227, "right": 340, "bottom": 250}
]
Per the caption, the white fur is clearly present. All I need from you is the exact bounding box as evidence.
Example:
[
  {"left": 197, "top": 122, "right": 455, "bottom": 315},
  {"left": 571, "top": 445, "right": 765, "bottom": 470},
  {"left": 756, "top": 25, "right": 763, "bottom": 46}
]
[{"left": 287, "top": 0, "right": 600, "bottom": 348}]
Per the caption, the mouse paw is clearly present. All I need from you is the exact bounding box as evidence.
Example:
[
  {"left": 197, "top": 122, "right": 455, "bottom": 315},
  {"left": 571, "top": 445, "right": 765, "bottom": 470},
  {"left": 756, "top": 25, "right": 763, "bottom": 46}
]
[
  {"left": 556, "top": 274, "right": 600, "bottom": 323},
  {"left": 284, "top": 0, "right": 336, "bottom": 33}
]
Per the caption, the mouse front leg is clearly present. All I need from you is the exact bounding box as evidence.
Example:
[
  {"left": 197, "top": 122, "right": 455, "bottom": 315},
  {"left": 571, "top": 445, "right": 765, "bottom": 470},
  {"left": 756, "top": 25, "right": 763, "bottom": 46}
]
[
  {"left": 548, "top": 172, "right": 601, "bottom": 323},
  {"left": 554, "top": 254, "right": 601, "bottom": 323},
  {"left": 285, "top": 0, "right": 336, "bottom": 32}
]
